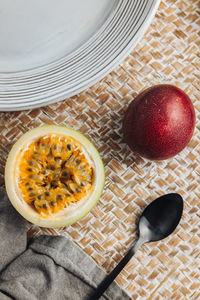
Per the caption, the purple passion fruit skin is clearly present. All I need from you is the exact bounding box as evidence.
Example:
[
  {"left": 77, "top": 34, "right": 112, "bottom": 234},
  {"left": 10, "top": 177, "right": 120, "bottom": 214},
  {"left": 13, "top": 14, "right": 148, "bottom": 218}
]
[{"left": 123, "top": 84, "right": 195, "bottom": 160}]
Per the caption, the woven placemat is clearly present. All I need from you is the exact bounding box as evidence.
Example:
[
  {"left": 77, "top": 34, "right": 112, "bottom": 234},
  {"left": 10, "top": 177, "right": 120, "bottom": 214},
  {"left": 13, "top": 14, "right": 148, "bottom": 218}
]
[{"left": 0, "top": 0, "right": 200, "bottom": 299}]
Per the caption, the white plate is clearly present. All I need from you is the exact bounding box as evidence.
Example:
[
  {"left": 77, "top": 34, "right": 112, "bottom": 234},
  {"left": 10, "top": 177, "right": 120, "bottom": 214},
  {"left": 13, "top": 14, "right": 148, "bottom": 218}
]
[
  {"left": 0, "top": 0, "right": 116, "bottom": 72},
  {"left": 0, "top": 0, "right": 160, "bottom": 111}
]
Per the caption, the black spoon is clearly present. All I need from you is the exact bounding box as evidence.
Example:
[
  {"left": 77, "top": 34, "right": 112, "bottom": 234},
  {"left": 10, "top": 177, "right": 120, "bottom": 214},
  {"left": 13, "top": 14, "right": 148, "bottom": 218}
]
[{"left": 88, "top": 193, "right": 183, "bottom": 300}]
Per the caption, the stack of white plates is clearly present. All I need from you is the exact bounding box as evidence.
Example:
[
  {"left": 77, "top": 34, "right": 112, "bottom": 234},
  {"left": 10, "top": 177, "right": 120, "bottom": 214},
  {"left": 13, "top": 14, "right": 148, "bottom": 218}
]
[{"left": 0, "top": 0, "right": 160, "bottom": 111}]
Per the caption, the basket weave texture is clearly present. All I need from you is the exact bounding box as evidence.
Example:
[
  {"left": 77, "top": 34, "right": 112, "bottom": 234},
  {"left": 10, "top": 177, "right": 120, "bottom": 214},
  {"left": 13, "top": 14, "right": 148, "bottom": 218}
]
[{"left": 0, "top": 1, "right": 200, "bottom": 299}]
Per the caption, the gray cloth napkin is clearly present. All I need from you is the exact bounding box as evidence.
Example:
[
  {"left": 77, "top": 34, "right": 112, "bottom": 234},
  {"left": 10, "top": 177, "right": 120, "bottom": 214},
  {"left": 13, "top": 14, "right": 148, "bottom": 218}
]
[{"left": 0, "top": 188, "right": 131, "bottom": 300}]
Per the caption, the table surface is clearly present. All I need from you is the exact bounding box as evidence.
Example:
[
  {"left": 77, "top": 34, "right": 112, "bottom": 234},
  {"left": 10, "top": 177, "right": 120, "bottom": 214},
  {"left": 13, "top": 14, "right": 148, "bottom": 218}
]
[{"left": 0, "top": 0, "right": 200, "bottom": 299}]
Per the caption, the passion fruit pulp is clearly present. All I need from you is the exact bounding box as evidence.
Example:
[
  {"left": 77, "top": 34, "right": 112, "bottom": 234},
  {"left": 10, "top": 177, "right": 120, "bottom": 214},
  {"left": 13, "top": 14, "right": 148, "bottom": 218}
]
[{"left": 5, "top": 125, "right": 105, "bottom": 228}]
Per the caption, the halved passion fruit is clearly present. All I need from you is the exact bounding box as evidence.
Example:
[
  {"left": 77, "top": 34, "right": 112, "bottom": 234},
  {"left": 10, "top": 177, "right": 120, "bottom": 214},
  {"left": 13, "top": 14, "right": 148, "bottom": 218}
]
[{"left": 5, "top": 125, "right": 105, "bottom": 228}]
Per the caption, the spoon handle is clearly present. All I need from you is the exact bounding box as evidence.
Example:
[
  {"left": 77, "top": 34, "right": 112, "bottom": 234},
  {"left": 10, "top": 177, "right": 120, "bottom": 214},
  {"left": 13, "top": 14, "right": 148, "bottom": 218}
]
[{"left": 88, "top": 239, "right": 142, "bottom": 300}]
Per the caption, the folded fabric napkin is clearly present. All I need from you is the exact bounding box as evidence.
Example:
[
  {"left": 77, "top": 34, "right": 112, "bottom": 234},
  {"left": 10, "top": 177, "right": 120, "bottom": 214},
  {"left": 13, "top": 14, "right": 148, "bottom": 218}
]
[{"left": 0, "top": 188, "right": 131, "bottom": 300}]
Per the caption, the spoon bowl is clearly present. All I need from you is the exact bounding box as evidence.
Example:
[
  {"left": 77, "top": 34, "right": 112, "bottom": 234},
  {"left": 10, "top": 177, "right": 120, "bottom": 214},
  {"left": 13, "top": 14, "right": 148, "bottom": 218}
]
[{"left": 138, "top": 193, "right": 183, "bottom": 243}]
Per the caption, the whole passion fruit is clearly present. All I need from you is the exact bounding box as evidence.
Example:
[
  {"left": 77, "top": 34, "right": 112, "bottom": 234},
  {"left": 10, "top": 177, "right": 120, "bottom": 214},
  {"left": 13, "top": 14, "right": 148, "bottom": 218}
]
[
  {"left": 123, "top": 84, "right": 195, "bottom": 160},
  {"left": 5, "top": 125, "right": 105, "bottom": 227}
]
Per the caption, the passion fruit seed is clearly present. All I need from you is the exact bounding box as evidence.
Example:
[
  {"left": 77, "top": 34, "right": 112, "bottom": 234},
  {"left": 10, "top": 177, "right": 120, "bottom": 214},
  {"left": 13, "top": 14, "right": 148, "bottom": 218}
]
[
  {"left": 39, "top": 142, "right": 50, "bottom": 155},
  {"left": 41, "top": 170, "right": 49, "bottom": 175},
  {"left": 51, "top": 180, "right": 58, "bottom": 187},
  {"left": 62, "top": 171, "right": 68, "bottom": 177},
  {"left": 52, "top": 144, "right": 63, "bottom": 157},
  {"left": 29, "top": 192, "right": 36, "bottom": 197},
  {"left": 43, "top": 203, "right": 48, "bottom": 209},
  {"left": 18, "top": 134, "right": 93, "bottom": 215},
  {"left": 49, "top": 165, "right": 55, "bottom": 171},
  {"left": 67, "top": 144, "right": 72, "bottom": 151},
  {"left": 28, "top": 160, "right": 41, "bottom": 169},
  {"left": 76, "top": 159, "right": 81, "bottom": 165}
]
